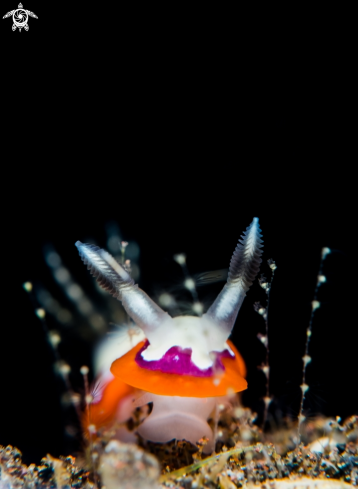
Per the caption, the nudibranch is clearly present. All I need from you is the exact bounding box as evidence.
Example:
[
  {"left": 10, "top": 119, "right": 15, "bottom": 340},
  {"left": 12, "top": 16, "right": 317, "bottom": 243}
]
[{"left": 76, "top": 217, "right": 263, "bottom": 451}]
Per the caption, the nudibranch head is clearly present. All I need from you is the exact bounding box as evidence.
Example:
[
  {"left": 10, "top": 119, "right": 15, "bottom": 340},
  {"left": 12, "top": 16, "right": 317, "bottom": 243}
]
[
  {"left": 111, "top": 338, "right": 246, "bottom": 397},
  {"left": 76, "top": 217, "right": 263, "bottom": 398}
]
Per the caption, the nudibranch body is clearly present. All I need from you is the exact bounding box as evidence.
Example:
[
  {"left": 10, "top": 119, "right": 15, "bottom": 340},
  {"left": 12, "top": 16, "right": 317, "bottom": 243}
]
[{"left": 76, "top": 217, "right": 263, "bottom": 451}]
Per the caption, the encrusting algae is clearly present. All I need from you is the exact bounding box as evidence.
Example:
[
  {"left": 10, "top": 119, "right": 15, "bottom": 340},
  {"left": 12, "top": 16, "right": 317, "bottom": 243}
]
[{"left": 1, "top": 412, "right": 357, "bottom": 488}]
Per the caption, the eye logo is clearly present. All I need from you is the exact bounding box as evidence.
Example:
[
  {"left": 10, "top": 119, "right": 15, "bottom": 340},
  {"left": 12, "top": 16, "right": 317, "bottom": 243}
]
[{"left": 3, "top": 3, "right": 38, "bottom": 31}]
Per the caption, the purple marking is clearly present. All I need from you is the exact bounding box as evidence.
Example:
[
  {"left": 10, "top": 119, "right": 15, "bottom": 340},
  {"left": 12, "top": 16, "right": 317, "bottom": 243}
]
[{"left": 135, "top": 340, "right": 234, "bottom": 377}]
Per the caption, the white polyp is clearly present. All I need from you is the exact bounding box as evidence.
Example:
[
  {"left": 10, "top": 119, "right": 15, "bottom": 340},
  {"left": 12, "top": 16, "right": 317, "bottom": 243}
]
[
  {"left": 321, "top": 247, "right": 331, "bottom": 259},
  {"left": 302, "top": 355, "right": 311, "bottom": 366},
  {"left": 259, "top": 335, "right": 268, "bottom": 346},
  {"left": 312, "top": 300, "right": 320, "bottom": 311},
  {"left": 300, "top": 383, "right": 309, "bottom": 394},
  {"left": 173, "top": 253, "right": 186, "bottom": 265},
  {"left": 318, "top": 275, "right": 326, "bottom": 283},
  {"left": 80, "top": 365, "right": 89, "bottom": 375},
  {"left": 264, "top": 396, "right": 271, "bottom": 407},
  {"left": 192, "top": 302, "right": 204, "bottom": 315},
  {"left": 85, "top": 394, "right": 93, "bottom": 404},
  {"left": 48, "top": 331, "right": 61, "bottom": 347},
  {"left": 57, "top": 362, "right": 71, "bottom": 376},
  {"left": 36, "top": 308, "right": 46, "bottom": 319},
  {"left": 71, "top": 393, "right": 81, "bottom": 406},
  {"left": 184, "top": 278, "right": 196, "bottom": 291},
  {"left": 22, "top": 281, "right": 33, "bottom": 292}
]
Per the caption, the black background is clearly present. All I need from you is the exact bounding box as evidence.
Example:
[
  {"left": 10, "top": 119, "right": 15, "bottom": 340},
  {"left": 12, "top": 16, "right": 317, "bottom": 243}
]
[{"left": 0, "top": 2, "right": 356, "bottom": 465}]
